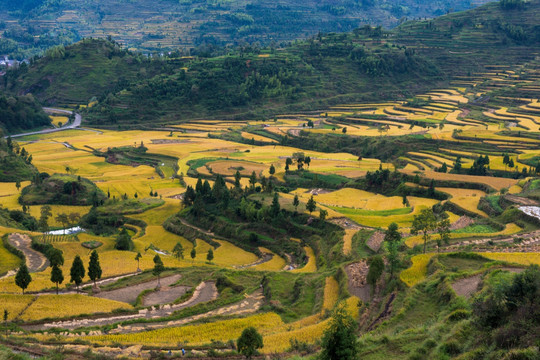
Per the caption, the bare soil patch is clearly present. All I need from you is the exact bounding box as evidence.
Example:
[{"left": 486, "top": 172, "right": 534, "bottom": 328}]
[
  {"left": 345, "top": 261, "right": 370, "bottom": 302},
  {"left": 142, "top": 285, "right": 191, "bottom": 307},
  {"left": 449, "top": 216, "right": 474, "bottom": 231},
  {"left": 95, "top": 274, "right": 182, "bottom": 304},
  {"left": 366, "top": 231, "right": 385, "bottom": 252}
]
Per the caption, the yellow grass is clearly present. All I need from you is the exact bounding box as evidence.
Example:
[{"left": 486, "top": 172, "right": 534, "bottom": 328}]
[
  {"left": 292, "top": 246, "right": 317, "bottom": 273},
  {"left": 0, "top": 294, "right": 35, "bottom": 320},
  {"left": 20, "top": 294, "right": 132, "bottom": 321},
  {"left": 400, "top": 253, "right": 436, "bottom": 287}
]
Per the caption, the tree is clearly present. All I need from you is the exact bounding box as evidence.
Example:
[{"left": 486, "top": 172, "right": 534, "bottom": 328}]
[
  {"left": 508, "top": 158, "right": 515, "bottom": 169},
  {"left": 367, "top": 255, "right": 384, "bottom": 289},
  {"left": 207, "top": 248, "right": 214, "bottom": 262},
  {"left": 293, "top": 194, "right": 300, "bottom": 213},
  {"left": 68, "top": 212, "right": 81, "bottom": 227},
  {"left": 269, "top": 164, "right": 275, "bottom": 176},
  {"left": 306, "top": 195, "right": 316, "bottom": 215},
  {"left": 234, "top": 170, "right": 242, "bottom": 189},
  {"left": 3, "top": 309, "right": 8, "bottom": 337},
  {"left": 153, "top": 254, "right": 165, "bottom": 287},
  {"left": 55, "top": 213, "right": 69, "bottom": 234},
  {"left": 15, "top": 264, "right": 31, "bottom": 294},
  {"left": 385, "top": 223, "right": 401, "bottom": 277},
  {"left": 135, "top": 252, "right": 142, "bottom": 271},
  {"left": 342, "top": 127, "right": 347, "bottom": 134},
  {"left": 436, "top": 218, "right": 451, "bottom": 252},
  {"left": 304, "top": 156, "right": 311, "bottom": 168},
  {"left": 453, "top": 156, "right": 462, "bottom": 172},
  {"left": 38, "top": 205, "right": 52, "bottom": 232},
  {"left": 319, "top": 209, "right": 328, "bottom": 221},
  {"left": 115, "top": 227, "right": 133, "bottom": 251},
  {"left": 320, "top": 303, "right": 358, "bottom": 360},
  {"left": 411, "top": 208, "right": 437, "bottom": 253},
  {"left": 49, "top": 248, "right": 64, "bottom": 267},
  {"left": 15, "top": 180, "right": 20, "bottom": 192},
  {"left": 173, "top": 242, "right": 184, "bottom": 259},
  {"left": 384, "top": 222, "right": 401, "bottom": 243},
  {"left": 70, "top": 255, "right": 85, "bottom": 292},
  {"left": 50, "top": 264, "right": 64, "bottom": 295},
  {"left": 88, "top": 250, "right": 102, "bottom": 287},
  {"left": 249, "top": 171, "right": 257, "bottom": 189},
  {"left": 270, "top": 192, "right": 280, "bottom": 217},
  {"left": 190, "top": 247, "right": 196, "bottom": 263},
  {"left": 237, "top": 327, "right": 263, "bottom": 360}
]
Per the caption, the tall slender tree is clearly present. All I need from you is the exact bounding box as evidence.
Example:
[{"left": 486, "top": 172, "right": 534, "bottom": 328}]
[
  {"left": 88, "top": 250, "right": 102, "bottom": 287},
  {"left": 70, "top": 255, "right": 85, "bottom": 292},
  {"left": 50, "top": 265, "right": 64, "bottom": 295}
]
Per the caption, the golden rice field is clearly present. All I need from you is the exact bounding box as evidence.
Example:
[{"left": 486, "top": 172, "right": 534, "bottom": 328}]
[
  {"left": 0, "top": 244, "right": 22, "bottom": 274},
  {"left": 322, "top": 277, "right": 339, "bottom": 310},
  {"left": 482, "top": 252, "right": 540, "bottom": 266},
  {"left": 88, "top": 312, "right": 284, "bottom": 347},
  {"left": 50, "top": 115, "right": 69, "bottom": 127},
  {"left": 437, "top": 187, "right": 487, "bottom": 217},
  {"left": 400, "top": 169, "right": 518, "bottom": 190},
  {"left": 252, "top": 248, "right": 287, "bottom": 271},
  {"left": 343, "top": 229, "right": 357, "bottom": 255},
  {"left": 19, "top": 294, "right": 132, "bottom": 321},
  {"left": 0, "top": 294, "right": 35, "bottom": 320},
  {"left": 205, "top": 160, "right": 268, "bottom": 176},
  {"left": 240, "top": 132, "right": 278, "bottom": 143},
  {"left": 400, "top": 253, "right": 436, "bottom": 287},
  {"left": 292, "top": 246, "right": 317, "bottom": 273},
  {"left": 405, "top": 223, "right": 522, "bottom": 247}
]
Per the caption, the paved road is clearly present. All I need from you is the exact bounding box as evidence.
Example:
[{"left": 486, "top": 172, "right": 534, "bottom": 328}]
[{"left": 4, "top": 108, "right": 82, "bottom": 139}]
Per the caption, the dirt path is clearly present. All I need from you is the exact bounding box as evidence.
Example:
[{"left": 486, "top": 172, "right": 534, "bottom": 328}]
[
  {"left": 107, "top": 288, "right": 263, "bottom": 334},
  {"left": 8, "top": 234, "right": 49, "bottom": 272},
  {"left": 142, "top": 285, "right": 191, "bottom": 307},
  {"left": 235, "top": 252, "right": 273, "bottom": 269},
  {"left": 30, "top": 281, "right": 218, "bottom": 331},
  {"left": 95, "top": 274, "right": 182, "bottom": 304}
]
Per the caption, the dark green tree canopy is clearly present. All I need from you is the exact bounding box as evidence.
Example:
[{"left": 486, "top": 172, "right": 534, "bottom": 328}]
[{"left": 237, "top": 327, "right": 263, "bottom": 359}]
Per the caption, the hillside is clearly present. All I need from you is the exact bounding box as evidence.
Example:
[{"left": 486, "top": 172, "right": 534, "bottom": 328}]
[
  {"left": 0, "top": 0, "right": 492, "bottom": 58},
  {"left": 3, "top": 1, "right": 540, "bottom": 126},
  {"left": 0, "top": 137, "right": 38, "bottom": 182}
]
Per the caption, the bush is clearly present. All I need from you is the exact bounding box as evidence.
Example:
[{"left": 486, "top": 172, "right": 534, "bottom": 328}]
[
  {"left": 446, "top": 309, "right": 472, "bottom": 321},
  {"left": 503, "top": 348, "right": 540, "bottom": 360},
  {"left": 440, "top": 339, "right": 461, "bottom": 355}
]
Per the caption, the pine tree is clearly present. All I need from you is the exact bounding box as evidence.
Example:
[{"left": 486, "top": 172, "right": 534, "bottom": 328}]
[
  {"left": 50, "top": 264, "right": 64, "bottom": 295},
  {"left": 15, "top": 264, "right": 32, "bottom": 294},
  {"left": 88, "top": 250, "right": 102, "bottom": 287},
  {"left": 190, "top": 247, "right": 196, "bottom": 264},
  {"left": 293, "top": 195, "right": 300, "bottom": 213},
  {"left": 270, "top": 192, "right": 280, "bottom": 217},
  {"left": 306, "top": 195, "right": 316, "bottom": 215},
  {"left": 237, "top": 327, "right": 263, "bottom": 360},
  {"left": 207, "top": 248, "right": 214, "bottom": 262},
  {"left": 70, "top": 255, "right": 85, "bottom": 292}
]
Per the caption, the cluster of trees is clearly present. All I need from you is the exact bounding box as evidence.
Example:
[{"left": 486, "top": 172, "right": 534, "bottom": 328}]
[
  {"left": 0, "top": 95, "right": 51, "bottom": 134},
  {"left": 14, "top": 250, "right": 102, "bottom": 294},
  {"left": 473, "top": 265, "right": 539, "bottom": 352},
  {"left": 411, "top": 208, "right": 450, "bottom": 253},
  {"left": 0, "top": 137, "right": 38, "bottom": 182}
]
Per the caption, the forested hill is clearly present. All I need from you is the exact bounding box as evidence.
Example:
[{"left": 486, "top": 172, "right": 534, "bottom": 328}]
[
  {"left": 4, "top": 0, "right": 540, "bottom": 127},
  {"left": 0, "top": 0, "right": 492, "bottom": 58}
]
